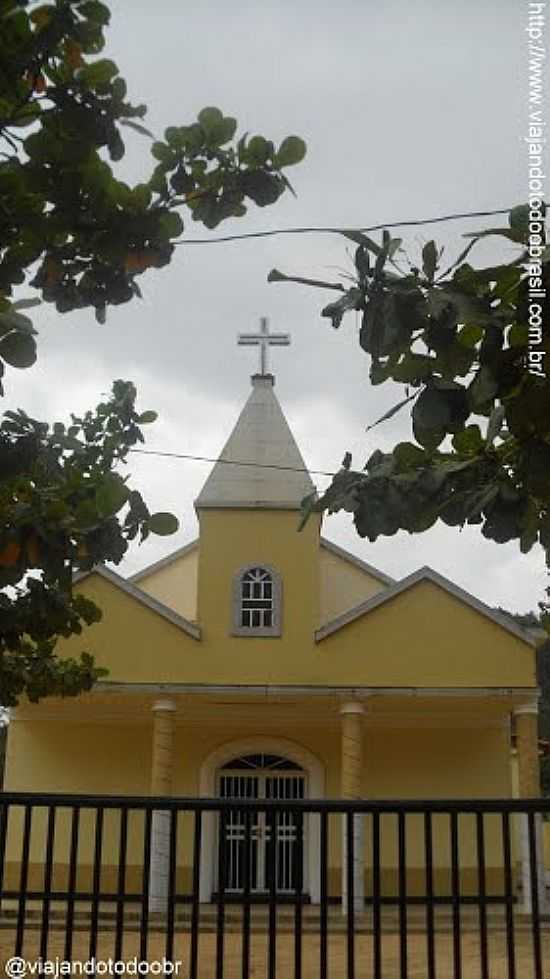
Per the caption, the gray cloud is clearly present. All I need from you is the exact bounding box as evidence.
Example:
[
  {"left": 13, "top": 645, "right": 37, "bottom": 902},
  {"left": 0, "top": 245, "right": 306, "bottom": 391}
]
[{"left": 6, "top": 0, "right": 544, "bottom": 615}]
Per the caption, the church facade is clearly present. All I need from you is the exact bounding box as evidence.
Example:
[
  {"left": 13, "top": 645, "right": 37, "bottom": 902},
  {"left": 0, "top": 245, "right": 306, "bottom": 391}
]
[{"left": 3, "top": 368, "right": 540, "bottom": 904}]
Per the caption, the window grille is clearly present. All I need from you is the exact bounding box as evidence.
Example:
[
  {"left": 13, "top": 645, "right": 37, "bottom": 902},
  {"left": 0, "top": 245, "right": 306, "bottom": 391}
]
[
  {"left": 241, "top": 567, "right": 273, "bottom": 628},
  {"left": 232, "top": 564, "right": 282, "bottom": 636}
]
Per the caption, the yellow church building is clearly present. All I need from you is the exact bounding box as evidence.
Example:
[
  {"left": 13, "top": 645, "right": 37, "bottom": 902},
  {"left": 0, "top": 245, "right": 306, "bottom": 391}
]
[{"left": 3, "top": 348, "right": 541, "bottom": 907}]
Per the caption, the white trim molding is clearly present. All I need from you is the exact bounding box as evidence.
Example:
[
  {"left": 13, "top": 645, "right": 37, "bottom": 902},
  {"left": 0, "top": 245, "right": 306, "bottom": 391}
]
[
  {"left": 514, "top": 699, "right": 539, "bottom": 716},
  {"left": 231, "top": 563, "right": 282, "bottom": 638},
  {"left": 198, "top": 736, "right": 325, "bottom": 903},
  {"left": 316, "top": 566, "right": 537, "bottom": 646},
  {"left": 73, "top": 565, "right": 200, "bottom": 640}
]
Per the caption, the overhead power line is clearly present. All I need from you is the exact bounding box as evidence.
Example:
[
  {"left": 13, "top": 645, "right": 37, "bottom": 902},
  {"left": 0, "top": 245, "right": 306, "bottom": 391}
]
[
  {"left": 175, "top": 204, "right": 529, "bottom": 246},
  {"left": 129, "top": 447, "right": 336, "bottom": 478}
]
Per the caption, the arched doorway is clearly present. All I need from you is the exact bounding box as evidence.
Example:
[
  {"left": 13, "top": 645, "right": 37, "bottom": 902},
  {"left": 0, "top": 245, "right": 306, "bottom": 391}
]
[
  {"left": 218, "top": 752, "right": 305, "bottom": 894},
  {"left": 199, "top": 737, "right": 324, "bottom": 902}
]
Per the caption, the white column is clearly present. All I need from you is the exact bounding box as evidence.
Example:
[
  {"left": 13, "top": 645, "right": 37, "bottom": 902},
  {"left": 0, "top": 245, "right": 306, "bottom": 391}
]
[
  {"left": 149, "top": 698, "right": 177, "bottom": 913},
  {"left": 514, "top": 701, "right": 546, "bottom": 915},
  {"left": 340, "top": 701, "right": 365, "bottom": 915}
]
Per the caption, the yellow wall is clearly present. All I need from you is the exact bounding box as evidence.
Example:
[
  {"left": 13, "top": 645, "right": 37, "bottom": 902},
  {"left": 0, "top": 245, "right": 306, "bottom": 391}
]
[
  {"left": 130, "top": 537, "right": 388, "bottom": 630},
  {"left": 4, "top": 717, "right": 513, "bottom": 897},
  {"left": 319, "top": 543, "right": 387, "bottom": 624},
  {"left": 196, "top": 509, "right": 321, "bottom": 645},
  {"left": 318, "top": 580, "right": 536, "bottom": 688},
  {"left": 59, "top": 566, "right": 534, "bottom": 690},
  {"left": 134, "top": 545, "right": 198, "bottom": 622}
]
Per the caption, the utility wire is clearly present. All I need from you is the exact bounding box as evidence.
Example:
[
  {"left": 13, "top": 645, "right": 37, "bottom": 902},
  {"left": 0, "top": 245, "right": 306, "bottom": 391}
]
[
  {"left": 129, "top": 447, "right": 337, "bottom": 478},
  {"left": 175, "top": 205, "right": 525, "bottom": 246}
]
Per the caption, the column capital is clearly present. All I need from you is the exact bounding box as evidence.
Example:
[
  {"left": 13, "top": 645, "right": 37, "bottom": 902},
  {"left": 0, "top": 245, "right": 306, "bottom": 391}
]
[
  {"left": 152, "top": 698, "right": 177, "bottom": 713},
  {"left": 340, "top": 700, "right": 365, "bottom": 717},
  {"left": 514, "top": 700, "right": 539, "bottom": 717}
]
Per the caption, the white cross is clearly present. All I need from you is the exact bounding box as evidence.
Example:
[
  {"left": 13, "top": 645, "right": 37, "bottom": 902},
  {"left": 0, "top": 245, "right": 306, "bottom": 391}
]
[{"left": 238, "top": 317, "right": 291, "bottom": 376}]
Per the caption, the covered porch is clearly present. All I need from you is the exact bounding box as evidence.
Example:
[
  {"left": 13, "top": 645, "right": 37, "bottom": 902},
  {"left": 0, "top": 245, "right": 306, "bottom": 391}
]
[{"left": 4, "top": 683, "right": 542, "bottom": 910}]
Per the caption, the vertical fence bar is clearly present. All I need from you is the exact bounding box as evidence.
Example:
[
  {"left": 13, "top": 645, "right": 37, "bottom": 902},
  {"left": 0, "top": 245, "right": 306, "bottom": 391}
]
[
  {"left": 88, "top": 806, "right": 104, "bottom": 962},
  {"left": 372, "top": 810, "right": 382, "bottom": 979},
  {"left": 39, "top": 805, "right": 56, "bottom": 962},
  {"left": 320, "top": 811, "right": 328, "bottom": 979},
  {"left": 501, "top": 810, "right": 516, "bottom": 979},
  {"left": 268, "top": 808, "right": 277, "bottom": 979},
  {"left": 241, "top": 808, "right": 251, "bottom": 979},
  {"left": 216, "top": 807, "right": 227, "bottom": 979},
  {"left": 475, "top": 811, "right": 489, "bottom": 979},
  {"left": 398, "top": 810, "right": 407, "bottom": 979},
  {"left": 63, "top": 806, "right": 80, "bottom": 962},
  {"left": 15, "top": 804, "right": 32, "bottom": 957},
  {"left": 527, "top": 811, "right": 543, "bottom": 979},
  {"left": 294, "top": 809, "right": 303, "bottom": 979},
  {"left": 140, "top": 806, "right": 152, "bottom": 963},
  {"left": 0, "top": 801, "right": 8, "bottom": 917},
  {"left": 165, "top": 808, "right": 178, "bottom": 965},
  {"left": 114, "top": 807, "right": 128, "bottom": 962},
  {"left": 450, "top": 811, "right": 462, "bottom": 979},
  {"left": 189, "top": 809, "right": 202, "bottom": 979},
  {"left": 424, "top": 811, "right": 436, "bottom": 979},
  {"left": 346, "top": 810, "right": 355, "bottom": 979}
]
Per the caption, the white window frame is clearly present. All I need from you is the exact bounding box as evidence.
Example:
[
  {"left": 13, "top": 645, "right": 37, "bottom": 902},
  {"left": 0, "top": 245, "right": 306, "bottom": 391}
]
[{"left": 232, "top": 563, "right": 282, "bottom": 637}]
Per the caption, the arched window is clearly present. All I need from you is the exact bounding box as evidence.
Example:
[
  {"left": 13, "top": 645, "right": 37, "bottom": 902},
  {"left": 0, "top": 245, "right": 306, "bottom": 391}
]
[{"left": 232, "top": 565, "right": 282, "bottom": 636}]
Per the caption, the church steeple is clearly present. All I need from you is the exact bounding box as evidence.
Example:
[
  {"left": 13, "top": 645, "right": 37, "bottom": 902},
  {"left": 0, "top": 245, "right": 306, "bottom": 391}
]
[{"left": 195, "top": 320, "right": 314, "bottom": 511}]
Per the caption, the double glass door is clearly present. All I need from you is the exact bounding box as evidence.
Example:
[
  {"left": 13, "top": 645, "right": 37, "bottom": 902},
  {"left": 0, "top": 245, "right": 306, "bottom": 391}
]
[{"left": 217, "top": 754, "right": 306, "bottom": 895}]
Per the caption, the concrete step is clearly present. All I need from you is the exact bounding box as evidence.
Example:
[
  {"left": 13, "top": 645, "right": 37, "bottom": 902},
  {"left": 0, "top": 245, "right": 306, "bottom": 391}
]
[{"left": 3, "top": 906, "right": 550, "bottom": 935}]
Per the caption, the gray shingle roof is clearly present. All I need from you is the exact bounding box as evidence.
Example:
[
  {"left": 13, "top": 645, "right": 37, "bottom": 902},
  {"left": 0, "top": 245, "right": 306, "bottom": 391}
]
[{"left": 195, "top": 374, "right": 315, "bottom": 510}]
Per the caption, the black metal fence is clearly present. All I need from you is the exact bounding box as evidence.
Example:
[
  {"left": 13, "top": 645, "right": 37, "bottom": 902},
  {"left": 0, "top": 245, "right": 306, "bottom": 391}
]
[{"left": 0, "top": 792, "right": 549, "bottom": 978}]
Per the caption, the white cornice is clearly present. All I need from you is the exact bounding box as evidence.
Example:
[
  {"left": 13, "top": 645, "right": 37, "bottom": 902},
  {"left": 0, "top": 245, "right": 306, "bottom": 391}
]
[
  {"left": 129, "top": 539, "right": 198, "bottom": 583},
  {"left": 74, "top": 565, "right": 200, "bottom": 640},
  {"left": 95, "top": 681, "right": 535, "bottom": 698},
  {"left": 315, "top": 566, "right": 537, "bottom": 646},
  {"left": 320, "top": 538, "right": 394, "bottom": 586}
]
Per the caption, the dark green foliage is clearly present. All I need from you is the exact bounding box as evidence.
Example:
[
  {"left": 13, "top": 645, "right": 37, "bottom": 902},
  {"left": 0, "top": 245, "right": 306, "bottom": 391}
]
[
  {"left": 0, "top": 1, "right": 306, "bottom": 704},
  {"left": 271, "top": 206, "right": 550, "bottom": 622},
  {"left": 0, "top": 2, "right": 304, "bottom": 387},
  {"left": 0, "top": 380, "right": 180, "bottom": 706}
]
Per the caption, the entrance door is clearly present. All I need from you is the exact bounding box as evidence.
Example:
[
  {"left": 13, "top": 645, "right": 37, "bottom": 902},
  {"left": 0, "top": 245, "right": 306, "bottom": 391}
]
[{"left": 217, "top": 753, "right": 306, "bottom": 895}]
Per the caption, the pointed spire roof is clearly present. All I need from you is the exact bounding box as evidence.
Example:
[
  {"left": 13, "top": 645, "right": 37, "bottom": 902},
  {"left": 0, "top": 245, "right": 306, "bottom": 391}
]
[{"left": 195, "top": 375, "right": 315, "bottom": 510}]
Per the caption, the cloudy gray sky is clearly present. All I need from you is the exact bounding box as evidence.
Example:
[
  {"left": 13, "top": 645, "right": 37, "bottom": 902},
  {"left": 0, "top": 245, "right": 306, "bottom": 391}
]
[{"left": 8, "top": 0, "right": 548, "bottom": 613}]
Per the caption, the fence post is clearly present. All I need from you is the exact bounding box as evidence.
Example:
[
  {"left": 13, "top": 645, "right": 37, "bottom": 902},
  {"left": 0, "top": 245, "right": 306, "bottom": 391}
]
[{"left": 149, "top": 698, "right": 177, "bottom": 912}]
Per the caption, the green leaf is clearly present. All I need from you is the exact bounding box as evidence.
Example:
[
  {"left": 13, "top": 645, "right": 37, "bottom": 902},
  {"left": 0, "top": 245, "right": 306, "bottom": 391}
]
[
  {"left": 321, "top": 288, "right": 361, "bottom": 328},
  {"left": 452, "top": 425, "right": 484, "bottom": 455},
  {"left": 393, "top": 442, "right": 426, "bottom": 470},
  {"left": 486, "top": 406, "right": 505, "bottom": 445},
  {"left": 12, "top": 298, "right": 41, "bottom": 311},
  {"left": 245, "top": 136, "right": 271, "bottom": 166},
  {"left": 342, "top": 230, "right": 381, "bottom": 255},
  {"left": 0, "top": 330, "right": 37, "bottom": 368},
  {"left": 149, "top": 512, "right": 179, "bottom": 535},
  {"left": 275, "top": 136, "right": 307, "bottom": 168},
  {"left": 157, "top": 211, "right": 183, "bottom": 239},
  {"left": 509, "top": 204, "right": 530, "bottom": 236},
  {"left": 151, "top": 141, "right": 174, "bottom": 164},
  {"left": 79, "top": 1, "right": 110, "bottom": 24},
  {"left": 366, "top": 392, "right": 417, "bottom": 432},
  {"left": 120, "top": 119, "right": 155, "bottom": 139},
  {"left": 468, "top": 366, "right": 499, "bottom": 409},
  {"left": 422, "top": 241, "right": 438, "bottom": 282},
  {"left": 95, "top": 474, "right": 130, "bottom": 516},
  {"left": 77, "top": 59, "right": 119, "bottom": 87},
  {"left": 138, "top": 410, "right": 158, "bottom": 424},
  {"left": 197, "top": 106, "right": 224, "bottom": 131},
  {"left": 457, "top": 323, "right": 484, "bottom": 348},
  {"left": 0, "top": 311, "right": 36, "bottom": 336}
]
